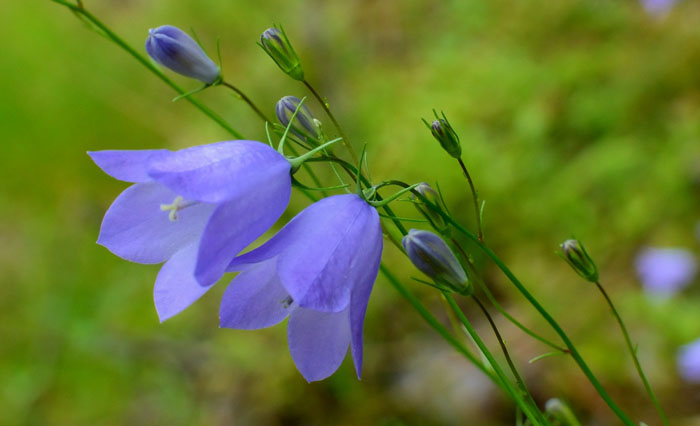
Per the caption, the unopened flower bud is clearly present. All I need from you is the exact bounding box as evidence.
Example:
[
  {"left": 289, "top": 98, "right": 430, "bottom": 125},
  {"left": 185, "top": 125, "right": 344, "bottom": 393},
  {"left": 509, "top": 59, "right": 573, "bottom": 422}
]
[
  {"left": 276, "top": 96, "right": 319, "bottom": 140},
  {"left": 260, "top": 27, "right": 304, "bottom": 81},
  {"left": 413, "top": 183, "right": 448, "bottom": 232},
  {"left": 560, "top": 239, "right": 599, "bottom": 283},
  {"left": 545, "top": 398, "right": 582, "bottom": 426},
  {"left": 145, "top": 25, "right": 220, "bottom": 84},
  {"left": 423, "top": 111, "right": 461, "bottom": 158},
  {"left": 402, "top": 229, "right": 471, "bottom": 295}
]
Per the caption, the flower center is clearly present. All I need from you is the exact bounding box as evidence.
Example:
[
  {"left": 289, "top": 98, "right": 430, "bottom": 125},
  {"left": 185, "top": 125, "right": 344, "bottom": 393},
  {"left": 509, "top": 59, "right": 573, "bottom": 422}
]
[
  {"left": 280, "top": 295, "right": 294, "bottom": 309},
  {"left": 160, "top": 196, "right": 197, "bottom": 221}
]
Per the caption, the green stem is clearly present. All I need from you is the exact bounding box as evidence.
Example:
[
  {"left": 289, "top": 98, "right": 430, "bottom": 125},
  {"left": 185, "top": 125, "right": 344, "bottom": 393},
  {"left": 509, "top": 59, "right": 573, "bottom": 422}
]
[
  {"left": 400, "top": 182, "right": 635, "bottom": 425},
  {"left": 302, "top": 79, "right": 359, "bottom": 164},
  {"left": 451, "top": 238, "right": 568, "bottom": 354},
  {"left": 51, "top": 0, "right": 245, "bottom": 139},
  {"left": 473, "top": 296, "right": 548, "bottom": 425},
  {"left": 457, "top": 157, "right": 484, "bottom": 242},
  {"left": 220, "top": 81, "right": 271, "bottom": 123},
  {"left": 444, "top": 294, "right": 545, "bottom": 425},
  {"left": 594, "top": 281, "right": 668, "bottom": 426}
]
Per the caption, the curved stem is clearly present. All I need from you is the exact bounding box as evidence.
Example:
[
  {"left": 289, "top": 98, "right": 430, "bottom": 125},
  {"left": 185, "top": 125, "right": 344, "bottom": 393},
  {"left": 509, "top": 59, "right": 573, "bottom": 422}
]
[
  {"left": 444, "top": 294, "right": 545, "bottom": 425},
  {"left": 451, "top": 238, "right": 568, "bottom": 354},
  {"left": 51, "top": 0, "right": 245, "bottom": 139},
  {"left": 220, "top": 81, "right": 271, "bottom": 123},
  {"left": 302, "top": 80, "right": 359, "bottom": 164},
  {"left": 457, "top": 157, "right": 484, "bottom": 242},
  {"left": 594, "top": 281, "right": 668, "bottom": 426},
  {"left": 473, "top": 296, "right": 548, "bottom": 425},
  {"left": 393, "top": 180, "right": 635, "bottom": 425}
]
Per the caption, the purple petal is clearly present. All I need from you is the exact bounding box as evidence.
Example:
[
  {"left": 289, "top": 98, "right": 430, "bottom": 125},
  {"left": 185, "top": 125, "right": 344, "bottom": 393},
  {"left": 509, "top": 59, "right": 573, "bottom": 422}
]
[
  {"left": 287, "top": 307, "right": 351, "bottom": 382},
  {"left": 98, "top": 182, "right": 215, "bottom": 264},
  {"left": 147, "top": 140, "right": 291, "bottom": 204},
  {"left": 348, "top": 207, "right": 383, "bottom": 379},
  {"left": 194, "top": 172, "right": 291, "bottom": 286},
  {"left": 88, "top": 149, "right": 167, "bottom": 183},
  {"left": 154, "top": 242, "right": 214, "bottom": 322},
  {"left": 219, "top": 258, "right": 293, "bottom": 329},
  {"left": 230, "top": 195, "right": 377, "bottom": 312},
  {"left": 678, "top": 337, "right": 700, "bottom": 383},
  {"left": 277, "top": 195, "right": 375, "bottom": 312},
  {"left": 635, "top": 247, "right": 698, "bottom": 296}
]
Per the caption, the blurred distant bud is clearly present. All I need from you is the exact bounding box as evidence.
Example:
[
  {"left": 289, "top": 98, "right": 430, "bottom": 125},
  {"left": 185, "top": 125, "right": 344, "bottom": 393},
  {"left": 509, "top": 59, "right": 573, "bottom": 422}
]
[
  {"left": 260, "top": 26, "right": 304, "bottom": 81},
  {"left": 678, "top": 337, "right": 700, "bottom": 383},
  {"left": 545, "top": 398, "right": 582, "bottom": 426},
  {"left": 559, "top": 239, "right": 599, "bottom": 283},
  {"left": 402, "top": 229, "right": 471, "bottom": 295},
  {"left": 635, "top": 247, "right": 697, "bottom": 296},
  {"left": 276, "top": 96, "right": 319, "bottom": 140},
  {"left": 412, "top": 183, "right": 448, "bottom": 233},
  {"left": 640, "top": 0, "right": 678, "bottom": 16},
  {"left": 423, "top": 111, "right": 461, "bottom": 159},
  {"left": 145, "top": 25, "right": 220, "bottom": 84}
]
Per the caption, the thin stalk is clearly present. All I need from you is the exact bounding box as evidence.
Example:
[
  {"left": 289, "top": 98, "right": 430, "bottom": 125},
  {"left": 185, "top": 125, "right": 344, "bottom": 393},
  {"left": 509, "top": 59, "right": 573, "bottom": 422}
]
[
  {"left": 50, "top": 0, "right": 245, "bottom": 139},
  {"left": 220, "top": 81, "right": 271, "bottom": 123},
  {"left": 457, "top": 157, "right": 483, "bottom": 242},
  {"left": 451, "top": 238, "right": 568, "bottom": 354},
  {"left": 444, "top": 294, "right": 545, "bottom": 426},
  {"left": 594, "top": 281, "right": 668, "bottom": 426},
  {"left": 302, "top": 80, "right": 359, "bottom": 164},
  {"left": 473, "top": 296, "right": 547, "bottom": 425},
  {"left": 401, "top": 182, "right": 635, "bottom": 425}
]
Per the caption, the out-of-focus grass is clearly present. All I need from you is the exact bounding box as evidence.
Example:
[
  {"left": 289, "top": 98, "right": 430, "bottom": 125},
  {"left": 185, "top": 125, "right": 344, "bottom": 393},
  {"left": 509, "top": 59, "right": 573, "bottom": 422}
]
[{"left": 1, "top": 0, "right": 699, "bottom": 424}]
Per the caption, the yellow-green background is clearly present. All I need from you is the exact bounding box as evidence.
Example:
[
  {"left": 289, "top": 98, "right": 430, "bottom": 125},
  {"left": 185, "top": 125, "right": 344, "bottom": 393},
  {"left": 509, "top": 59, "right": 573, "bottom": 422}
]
[{"left": 2, "top": 0, "right": 700, "bottom": 424}]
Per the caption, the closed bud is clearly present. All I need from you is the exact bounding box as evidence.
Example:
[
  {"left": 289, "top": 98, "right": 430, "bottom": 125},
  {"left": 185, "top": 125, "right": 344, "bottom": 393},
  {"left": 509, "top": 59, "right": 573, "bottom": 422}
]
[
  {"left": 402, "top": 229, "right": 471, "bottom": 295},
  {"left": 423, "top": 111, "right": 461, "bottom": 158},
  {"left": 276, "top": 96, "right": 319, "bottom": 140},
  {"left": 413, "top": 183, "right": 448, "bottom": 232},
  {"left": 560, "top": 239, "right": 599, "bottom": 283},
  {"left": 145, "top": 25, "right": 220, "bottom": 84},
  {"left": 260, "top": 27, "right": 304, "bottom": 81},
  {"left": 545, "top": 398, "right": 582, "bottom": 426}
]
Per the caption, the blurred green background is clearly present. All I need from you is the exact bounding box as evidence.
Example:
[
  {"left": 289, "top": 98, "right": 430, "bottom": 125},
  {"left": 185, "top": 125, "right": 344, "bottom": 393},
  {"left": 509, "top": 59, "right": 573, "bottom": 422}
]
[{"left": 2, "top": 0, "right": 700, "bottom": 424}]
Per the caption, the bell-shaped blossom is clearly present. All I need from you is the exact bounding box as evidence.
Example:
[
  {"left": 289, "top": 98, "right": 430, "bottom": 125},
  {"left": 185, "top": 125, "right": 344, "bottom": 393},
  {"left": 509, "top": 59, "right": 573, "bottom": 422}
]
[
  {"left": 220, "top": 194, "right": 383, "bottom": 382},
  {"left": 678, "top": 337, "right": 700, "bottom": 383},
  {"left": 89, "top": 140, "right": 291, "bottom": 321},
  {"left": 146, "top": 25, "right": 220, "bottom": 84},
  {"left": 635, "top": 247, "right": 697, "bottom": 296}
]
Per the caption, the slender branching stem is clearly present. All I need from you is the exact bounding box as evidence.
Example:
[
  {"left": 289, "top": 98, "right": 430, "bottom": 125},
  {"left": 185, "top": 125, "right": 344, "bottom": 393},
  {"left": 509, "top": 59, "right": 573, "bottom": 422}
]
[
  {"left": 302, "top": 80, "right": 359, "bottom": 164},
  {"left": 594, "top": 281, "right": 668, "bottom": 426},
  {"left": 220, "top": 81, "right": 271, "bottom": 123},
  {"left": 473, "top": 296, "right": 548, "bottom": 425},
  {"left": 444, "top": 294, "right": 546, "bottom": 425},
  {"left": 457, "top": 157, "right": 484, "bottom": 242},
  {"left": 50, "top": 0, "right": 245, "bottom": 139},
  {"left": 451, "top": 238, "right": 568, "bottom": 354}
]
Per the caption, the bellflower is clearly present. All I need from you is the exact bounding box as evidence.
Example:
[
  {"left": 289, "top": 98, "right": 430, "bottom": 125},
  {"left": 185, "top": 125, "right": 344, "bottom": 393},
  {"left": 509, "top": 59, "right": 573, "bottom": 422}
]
[
  {"left": 635, "top": 247, "right": 697, "bottom": 296},
  {"left": 146, "top": 25, "right": 220, "bottom": 84},
  {"left": 678, "top": 337, "right": 700, "bottom": 383},
  {"left": 220, "top": 194, "right": 383, "bottom": 382},
  {"left": 89, "top": 140, "right": 291, "bottom": 321}
]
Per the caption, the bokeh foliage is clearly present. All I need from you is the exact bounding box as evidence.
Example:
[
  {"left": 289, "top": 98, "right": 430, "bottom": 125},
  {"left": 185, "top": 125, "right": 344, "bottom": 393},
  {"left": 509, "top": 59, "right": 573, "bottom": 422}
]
[{"left": 1, "top": 0, "right": 700, "bottom": 424}]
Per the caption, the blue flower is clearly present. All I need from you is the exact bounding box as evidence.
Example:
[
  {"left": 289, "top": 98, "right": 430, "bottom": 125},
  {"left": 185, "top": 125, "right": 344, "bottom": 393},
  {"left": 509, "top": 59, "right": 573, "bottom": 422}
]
[
  {"left": 146, "top": 25, "right": 220, "bottom": 84},
  {"left": 89, "top": 141, "right": 291, "bottom": 321},
  {"left": 635, "top": 247, "right": 697, "bottom": 296},
  {"left": 678, "top": 337, "right": 700, "bottom": 383},
  {"left": 220, "top": 194, "right": 383, "bottom": 382}
]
